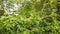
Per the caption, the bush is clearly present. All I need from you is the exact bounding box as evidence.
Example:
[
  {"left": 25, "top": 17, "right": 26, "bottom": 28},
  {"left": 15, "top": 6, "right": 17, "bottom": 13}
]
[{"left": 0, "top": 0, "right": 59, "bottom": 34}]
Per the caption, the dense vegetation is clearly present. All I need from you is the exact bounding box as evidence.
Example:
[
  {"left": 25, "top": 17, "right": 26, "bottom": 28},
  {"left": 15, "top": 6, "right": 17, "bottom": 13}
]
[{"left": 0, "top": 0, "right": 59, "bottom": 34}]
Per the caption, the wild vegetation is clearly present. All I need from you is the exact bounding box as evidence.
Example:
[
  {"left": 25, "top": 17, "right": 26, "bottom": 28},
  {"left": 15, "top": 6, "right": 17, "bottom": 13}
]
[{"left": 0, "top": 0, "right": 59, "bottom": 34}]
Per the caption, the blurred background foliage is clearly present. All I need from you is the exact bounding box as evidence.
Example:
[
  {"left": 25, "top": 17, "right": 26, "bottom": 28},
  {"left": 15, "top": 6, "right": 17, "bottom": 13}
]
[{"left": 0, "top": 0, "right": 59, "bottom": 34}]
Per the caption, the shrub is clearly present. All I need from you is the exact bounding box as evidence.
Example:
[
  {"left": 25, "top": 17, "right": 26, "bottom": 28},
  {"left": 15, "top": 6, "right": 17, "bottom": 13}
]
[{"left": 0, "top": 0, "right": 59, "bottom": 34}]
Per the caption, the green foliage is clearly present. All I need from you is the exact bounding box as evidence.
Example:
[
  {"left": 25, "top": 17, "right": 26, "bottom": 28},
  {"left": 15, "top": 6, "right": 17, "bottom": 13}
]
[
  {"left": 0, "top": 10, "right": 5, "bottom": 16},
  {"left": 0, "top": 0, "right": 59, "bottom": 34}
]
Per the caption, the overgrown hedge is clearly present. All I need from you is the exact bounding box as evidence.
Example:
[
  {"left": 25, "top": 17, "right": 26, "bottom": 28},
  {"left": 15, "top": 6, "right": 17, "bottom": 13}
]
[{"left": 0, "top": 0, "right": 59, "bottom": 34}]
